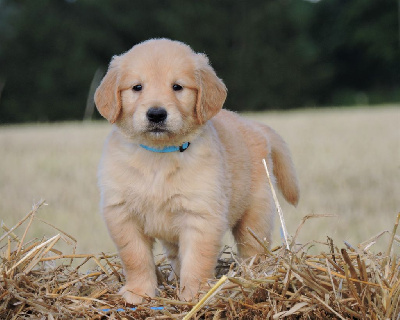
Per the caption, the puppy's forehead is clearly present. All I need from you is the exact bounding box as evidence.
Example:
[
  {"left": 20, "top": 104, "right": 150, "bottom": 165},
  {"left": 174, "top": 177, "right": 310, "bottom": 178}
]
[{"left": 120, "top": 39, "right": 197, "bottom": 78}]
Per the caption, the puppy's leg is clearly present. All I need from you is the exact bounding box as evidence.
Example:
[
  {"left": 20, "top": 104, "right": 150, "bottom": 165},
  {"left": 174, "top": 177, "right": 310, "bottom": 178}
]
[
  {"left": 232, "top": 190, "right": 275, "bottom": 260},
  {"left": 160, "top": 240, "right": 181, "bottom": 281},
  {"left": 178, "top": 216, "right": 224, "bottom": 301},
  {"left": 103, "top": 206, "right": 157, "bottom": 304}
]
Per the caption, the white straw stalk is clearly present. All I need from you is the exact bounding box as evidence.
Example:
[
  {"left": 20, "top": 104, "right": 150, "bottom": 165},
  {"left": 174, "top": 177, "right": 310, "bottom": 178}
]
[{"left": 262, "top": 158, "right": 290, "bottom": 250}]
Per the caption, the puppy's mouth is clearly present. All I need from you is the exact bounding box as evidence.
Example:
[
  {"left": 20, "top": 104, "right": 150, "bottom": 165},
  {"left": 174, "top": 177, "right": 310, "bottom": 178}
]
[
  {"left": 146, "top": 124, "right": 170, "bottom": 135},
  {"left": 148, "top": 128, "right": 167, "bottom": 133}
]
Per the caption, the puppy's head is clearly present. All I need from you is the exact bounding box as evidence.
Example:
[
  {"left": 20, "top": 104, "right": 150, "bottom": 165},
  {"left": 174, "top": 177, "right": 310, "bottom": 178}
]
[{"left": 94, "top": 39, "right": 227, "bottom": 146}]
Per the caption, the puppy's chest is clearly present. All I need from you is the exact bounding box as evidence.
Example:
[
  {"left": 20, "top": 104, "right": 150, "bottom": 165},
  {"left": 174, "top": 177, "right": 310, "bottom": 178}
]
[
  {"left": 123, "top": 162, "right": 192, "bottom": 240},
  {"left": 129, "top": 169, "right": 179, "bottom": 207}
]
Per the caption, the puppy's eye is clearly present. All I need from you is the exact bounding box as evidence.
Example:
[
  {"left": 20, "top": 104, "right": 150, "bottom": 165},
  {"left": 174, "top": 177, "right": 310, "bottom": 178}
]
[
  {"left": 132, "top": 84, "right": 143, "bottom": 92},
  {"left": 172, "top": 84, "right": 183, "bottom": 91}
]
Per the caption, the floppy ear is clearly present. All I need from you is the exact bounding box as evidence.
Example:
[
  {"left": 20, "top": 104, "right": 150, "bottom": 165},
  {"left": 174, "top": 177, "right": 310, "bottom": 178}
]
[
  {"left": 195, "top": 54, "right": 227, "bottom": 124},
  {"left": 94, "top": 57, "right": 122, "bottom": 124}
]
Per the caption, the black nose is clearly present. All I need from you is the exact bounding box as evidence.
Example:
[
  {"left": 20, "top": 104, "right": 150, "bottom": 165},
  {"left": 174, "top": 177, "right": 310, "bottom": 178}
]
[{"left": 146, "top": 107, "right": 167, "bottom": 123}]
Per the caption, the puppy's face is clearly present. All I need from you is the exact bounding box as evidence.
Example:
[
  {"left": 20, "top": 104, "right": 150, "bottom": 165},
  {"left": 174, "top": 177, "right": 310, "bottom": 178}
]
[{"left": 95, "top": 39, "right": 227, "bottom": 146}]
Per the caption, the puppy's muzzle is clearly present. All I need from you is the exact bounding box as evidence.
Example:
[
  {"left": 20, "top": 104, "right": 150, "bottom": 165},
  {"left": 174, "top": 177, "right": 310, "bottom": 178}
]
[{"left": 147, "top": 107, "right": 167, "bottom": 124}]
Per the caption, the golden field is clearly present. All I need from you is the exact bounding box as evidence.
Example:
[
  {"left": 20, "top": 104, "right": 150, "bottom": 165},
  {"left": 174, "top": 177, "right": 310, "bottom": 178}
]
[{"left": 0, "top": 106, "right": 399, "bottom": 255}]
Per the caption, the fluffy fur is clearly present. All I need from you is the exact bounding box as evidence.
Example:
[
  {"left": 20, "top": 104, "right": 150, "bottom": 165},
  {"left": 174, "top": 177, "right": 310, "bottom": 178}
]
[{"left": 95, "top": 38, "right": 299, "bottom": 304}]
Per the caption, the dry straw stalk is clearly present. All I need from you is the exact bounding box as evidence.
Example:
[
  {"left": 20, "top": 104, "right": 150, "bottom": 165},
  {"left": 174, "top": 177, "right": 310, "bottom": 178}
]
[{"left": 1, "top": 202, "right": 399, "bottom": 319}]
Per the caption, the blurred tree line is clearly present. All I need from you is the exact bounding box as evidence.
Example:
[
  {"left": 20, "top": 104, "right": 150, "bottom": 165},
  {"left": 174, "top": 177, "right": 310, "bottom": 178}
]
[{"left": 0, "top": 0, "right": 398, "bottom": 123}]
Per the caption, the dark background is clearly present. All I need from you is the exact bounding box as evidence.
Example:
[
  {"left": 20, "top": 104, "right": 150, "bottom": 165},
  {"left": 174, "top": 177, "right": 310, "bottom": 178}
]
[{"left": 0, "top": 0, "right": 398, "bottom": 123}]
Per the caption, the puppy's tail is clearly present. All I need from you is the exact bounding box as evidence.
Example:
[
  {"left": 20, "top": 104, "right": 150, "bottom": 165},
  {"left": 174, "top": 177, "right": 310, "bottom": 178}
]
[{"left": 264, "top": 126, "right": 300, "bottom": 206}]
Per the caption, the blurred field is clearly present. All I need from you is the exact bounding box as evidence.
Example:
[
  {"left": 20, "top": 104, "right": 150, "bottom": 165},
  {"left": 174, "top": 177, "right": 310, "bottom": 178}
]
[{"left": 0, "top": 106, "right": 399, "bottom": 255}]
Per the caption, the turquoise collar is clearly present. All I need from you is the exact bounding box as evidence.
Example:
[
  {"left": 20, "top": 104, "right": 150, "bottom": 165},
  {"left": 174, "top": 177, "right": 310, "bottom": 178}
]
[{"left": 140, "top": 142, "right": 190, "bottom": 153}]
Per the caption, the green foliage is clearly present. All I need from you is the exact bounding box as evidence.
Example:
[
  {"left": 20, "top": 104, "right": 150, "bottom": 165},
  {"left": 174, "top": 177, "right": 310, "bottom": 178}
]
[
  {"left": 311, "top": 0, "right": 400, "bottom": 105},
  {"left": 0, "top": 0, "right": 398, "bottom": 123}
]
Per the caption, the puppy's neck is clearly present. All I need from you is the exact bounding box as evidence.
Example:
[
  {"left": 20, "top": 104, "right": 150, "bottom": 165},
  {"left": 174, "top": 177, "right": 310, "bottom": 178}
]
[{"left": 139, "top": 142, "right": 190, "bottom": 153}]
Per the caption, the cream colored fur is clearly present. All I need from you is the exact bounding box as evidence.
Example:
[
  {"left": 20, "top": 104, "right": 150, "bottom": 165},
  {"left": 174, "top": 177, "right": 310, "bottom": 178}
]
[{"left": 95, "top": 38, "right": 299, "bottom": 304}]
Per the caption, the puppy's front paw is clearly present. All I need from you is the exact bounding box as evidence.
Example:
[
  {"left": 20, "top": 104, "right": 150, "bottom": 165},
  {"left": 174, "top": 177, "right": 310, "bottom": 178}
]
[
  {"left": 178, "top": 283, "right": 206, "bottom": 302},
  {"left": 118, "top": 285, "right": 152, "bottom": 305},
  {"left": 179, "top": 279, "right": 216, "bottom": 302},
  {"left": 178, "top": 288, "right": 197, "bottom": 302}
]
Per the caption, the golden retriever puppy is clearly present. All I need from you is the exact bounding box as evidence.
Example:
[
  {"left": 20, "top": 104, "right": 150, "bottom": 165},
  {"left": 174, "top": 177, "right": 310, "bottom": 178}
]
[{"left": 95, "top": 38, "right": 299, "bottom": 304}]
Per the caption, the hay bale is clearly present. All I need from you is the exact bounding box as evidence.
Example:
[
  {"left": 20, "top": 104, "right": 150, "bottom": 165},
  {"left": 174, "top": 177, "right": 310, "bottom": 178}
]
[{"left": 1, "top": 201, "right": 399, "bottom": 319}]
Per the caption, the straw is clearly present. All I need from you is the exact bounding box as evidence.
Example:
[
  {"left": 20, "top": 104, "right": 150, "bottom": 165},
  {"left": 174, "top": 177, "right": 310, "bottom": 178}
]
[
  {"left": 1, "top": 202, "right": 399, "bottom": 319},
  {"left": 182, "top": 275, "right": 228, "bottom": 319},
  {"left": 262, "top": 158, "right": 290, "bottom": 250}
]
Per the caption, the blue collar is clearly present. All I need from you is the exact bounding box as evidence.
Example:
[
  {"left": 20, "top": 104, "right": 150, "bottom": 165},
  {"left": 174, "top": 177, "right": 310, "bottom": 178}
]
[{"left": 140, "top": 142, "right": 190, "bottom": 153}]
